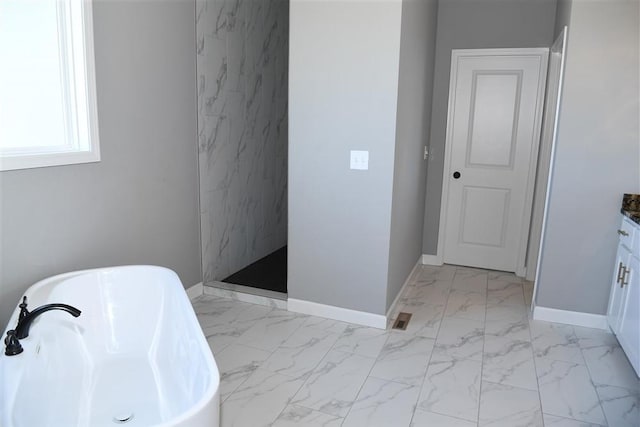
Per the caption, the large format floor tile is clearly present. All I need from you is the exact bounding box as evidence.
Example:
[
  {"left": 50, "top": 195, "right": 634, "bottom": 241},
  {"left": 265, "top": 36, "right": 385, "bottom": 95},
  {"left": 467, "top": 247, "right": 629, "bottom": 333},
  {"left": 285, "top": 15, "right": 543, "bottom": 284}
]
[
  {"left": 417, "top": 355, "right": 482, "bottom": 421},
  {"left": 575, "top": 326, "right": 640, "bottom": 391},
  {"left": 411, "top": 409, "right": 478, "bottom": 427},
  {"left": 433, "top": 316, "right": 484, "bottom": 361},
  {"left": 542, "top": 414, "right": 604, "bottom": 426},
  {"left": 369, "top": 332, "right": 434, "bottom": 386},
  {"left": 201, "top": 302, "right": 274, "bottom": 349},
  {"left": 478, "top": 381, "right": 543, "bottom": 427},
  {"left": 417, "top": 264, "right": 457, "bottom": 282},
  {"left": 401, "top": 280, "right": 451, "bottom": 307},
  {"left": 236, "top": 308, "right": 307, "bottom": 351},
  {"left": 291, "top": 350, "right": 377, "bottom": 417},
  {"left": 400, "top": 301, "right": 446, "bottom": 339},
  {"left": 452, "top": 268, "right": 488, "bottom": 294},
  {"left": 486, "top": 282, "right": 526, "bottom": 307},
  {"left": 191, "top": 265, "right": 638, "bottom": 427},
  {"left": 482, "top": 335, "right": 537, "bottom": 390},
  {"left": 262, "top": 323, "right": 342, "bottom": 380},
  {"left": 531, "top": 321, "right": 584, "bottom": 364},
  {"left": 221, "top": 369, "right": 305, "bottom": 427},
  {"left": 595, "top": 384, "right": 639, "bottom": 427},
  {"left": 536, "top": 358, "right": 607, "bottom": 425},
  {"left": 444, "top": 289, "right": 487, "bottom": 321},
  {"left": 331, "top": 325, "right": 389, "bottom": 358},
  {"left": 342, "top": 377, "right": 420, "bottom": 427},
  {"left": 484, "top": 304, "right": 530, "bottom": 341},
  {"left": 272, "top": 405, "right": 343, "bottom": 427},
  {"left": 215, "top": 343, "right": 273, "bottom": 400}
]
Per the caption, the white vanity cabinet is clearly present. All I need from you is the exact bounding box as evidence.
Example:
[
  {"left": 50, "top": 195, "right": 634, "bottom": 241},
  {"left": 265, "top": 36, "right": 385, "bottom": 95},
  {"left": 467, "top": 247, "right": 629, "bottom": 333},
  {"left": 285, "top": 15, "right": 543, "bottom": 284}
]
[{"left": 607, "top": 215, "right": 640, "bottom": 376}]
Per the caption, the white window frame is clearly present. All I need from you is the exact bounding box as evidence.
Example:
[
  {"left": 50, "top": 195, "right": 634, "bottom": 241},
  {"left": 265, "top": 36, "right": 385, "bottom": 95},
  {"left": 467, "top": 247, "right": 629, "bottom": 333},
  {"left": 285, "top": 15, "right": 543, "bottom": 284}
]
[{"left": 0, "top": 0, "right": 100, "bottom": 171}]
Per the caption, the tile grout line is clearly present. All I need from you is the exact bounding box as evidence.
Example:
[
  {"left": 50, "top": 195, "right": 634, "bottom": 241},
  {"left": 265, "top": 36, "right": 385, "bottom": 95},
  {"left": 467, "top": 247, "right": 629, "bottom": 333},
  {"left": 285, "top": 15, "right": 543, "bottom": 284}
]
[
  {"left": 245, "top": 313, "right": 333, "bottom": 424},
  {"left": 524, "top": 280, "right": 549, "bottom": 427},
  {"left": 410, "top": 265, "right": 457, "bottom": 426},
  {"left": 198, "top": 291, "right": 356, "bottom": 422},
  {"left": 576, "top": 328, "right": 611, "bottom": 427},
  {"left": 202, "top": 274, "right": 401, "bottom": 412},
  {"left": 475, "top": 270, "right": 489, "bottom": 425},
  {"left": 200, "top": 270, "right": 631, "bottom": 427},
  {"left": 269, "top": 318, "right": 382, "bottom": 424},
  {"left": 384, "top": 264, "right": 439, "bottom": 426},
  {"left": 200, "top": 268, "right": 567, "bottom": 427},
  {"left": 338, "top": 333, "right": 392, "bottom": 424},
  {"left": 404, "top": 266, "right": 435, "bottom": 427},
  {"left": 198, "top": 302, "right": 261, "bottom": 404},
  {"left": 215, "top": 305, "right": 306, "bottom": 406},
  {"left": 226, "top": 312, "right": 350, "bottom": 423},
  {"left": 339, "top": 267, "right": 434, "bottom": 425},
  {"left": 530, "top": 318, "right": 611, "bottom": 426}
]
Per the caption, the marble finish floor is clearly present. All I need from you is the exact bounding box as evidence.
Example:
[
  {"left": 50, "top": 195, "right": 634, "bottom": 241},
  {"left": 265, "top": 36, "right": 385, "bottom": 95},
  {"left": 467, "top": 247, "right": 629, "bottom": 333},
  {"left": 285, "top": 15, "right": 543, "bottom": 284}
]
[{"left": 192, "top": 265, "right": 639, "bottom": 427}]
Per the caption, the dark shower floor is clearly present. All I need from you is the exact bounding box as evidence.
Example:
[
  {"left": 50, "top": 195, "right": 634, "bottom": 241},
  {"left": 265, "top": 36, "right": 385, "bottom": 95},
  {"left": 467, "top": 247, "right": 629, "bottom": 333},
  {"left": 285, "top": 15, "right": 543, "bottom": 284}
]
[{"left": 222, "top": 246, "right": 287, "bottom": 294}]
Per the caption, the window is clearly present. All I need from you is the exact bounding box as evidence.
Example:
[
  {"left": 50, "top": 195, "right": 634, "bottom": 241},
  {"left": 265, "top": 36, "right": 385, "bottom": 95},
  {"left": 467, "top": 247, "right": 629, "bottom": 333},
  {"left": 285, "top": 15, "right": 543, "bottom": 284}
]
[{"left": 0, "top": 0, "right": 100, "bottom": 171}]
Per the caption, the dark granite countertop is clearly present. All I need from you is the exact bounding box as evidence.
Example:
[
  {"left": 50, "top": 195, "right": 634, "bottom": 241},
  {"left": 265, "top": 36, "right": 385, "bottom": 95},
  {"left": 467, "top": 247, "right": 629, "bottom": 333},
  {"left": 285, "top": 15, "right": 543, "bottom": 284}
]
[{"left": 622, "top": 194, "right": 640, "bottom": 225}]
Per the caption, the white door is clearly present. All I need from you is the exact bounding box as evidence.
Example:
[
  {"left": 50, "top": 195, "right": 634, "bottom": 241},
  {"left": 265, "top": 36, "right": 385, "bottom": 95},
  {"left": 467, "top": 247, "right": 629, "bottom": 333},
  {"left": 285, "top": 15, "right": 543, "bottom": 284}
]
[{"left": 441, "top": 49, "right": 548, "bottom": 273}]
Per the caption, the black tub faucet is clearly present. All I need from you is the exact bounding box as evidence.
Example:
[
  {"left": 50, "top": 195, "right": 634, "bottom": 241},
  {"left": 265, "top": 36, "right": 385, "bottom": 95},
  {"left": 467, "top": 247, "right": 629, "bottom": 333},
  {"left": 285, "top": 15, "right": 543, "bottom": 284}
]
[
  {"left": 13, "top": 296, "right": 81, "bottom": 339},
  {"left": 4, "top": 330, "right": 22, "bottom": 356}
]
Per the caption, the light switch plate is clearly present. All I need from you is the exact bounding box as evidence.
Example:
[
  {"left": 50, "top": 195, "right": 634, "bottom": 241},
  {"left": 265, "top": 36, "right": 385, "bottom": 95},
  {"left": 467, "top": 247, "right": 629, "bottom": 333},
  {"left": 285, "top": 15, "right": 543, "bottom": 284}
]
[{"left": 350, "top": 150, "right": 369, "bottom": 170}]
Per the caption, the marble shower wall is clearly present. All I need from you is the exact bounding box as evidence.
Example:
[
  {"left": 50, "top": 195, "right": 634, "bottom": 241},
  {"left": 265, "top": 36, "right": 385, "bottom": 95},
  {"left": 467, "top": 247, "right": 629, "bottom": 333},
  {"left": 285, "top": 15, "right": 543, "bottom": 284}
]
[{"left": 196, "top": 0, "right": 289, "bottom": 283}]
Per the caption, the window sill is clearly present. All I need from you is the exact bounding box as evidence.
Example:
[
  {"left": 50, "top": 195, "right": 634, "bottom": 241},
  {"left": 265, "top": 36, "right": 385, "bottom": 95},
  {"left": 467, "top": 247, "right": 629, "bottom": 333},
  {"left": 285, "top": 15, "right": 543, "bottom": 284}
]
[{"left": 0, "top": 150, "right": 101, "bottom": 172}]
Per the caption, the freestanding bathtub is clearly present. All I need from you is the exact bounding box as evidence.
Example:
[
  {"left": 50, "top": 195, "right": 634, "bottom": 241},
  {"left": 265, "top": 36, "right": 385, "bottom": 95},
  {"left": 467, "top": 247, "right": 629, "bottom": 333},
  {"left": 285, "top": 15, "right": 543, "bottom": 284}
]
[{"left": 0, "top": 266, "right": 219, "bottom": 427}]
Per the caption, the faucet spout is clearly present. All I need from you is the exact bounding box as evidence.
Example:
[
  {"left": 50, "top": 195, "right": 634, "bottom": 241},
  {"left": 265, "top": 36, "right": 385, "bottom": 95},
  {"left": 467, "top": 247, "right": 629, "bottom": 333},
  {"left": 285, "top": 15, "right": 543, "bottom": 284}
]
[{"left": 14, "top": 304, "right": 81, "bottom": 339}]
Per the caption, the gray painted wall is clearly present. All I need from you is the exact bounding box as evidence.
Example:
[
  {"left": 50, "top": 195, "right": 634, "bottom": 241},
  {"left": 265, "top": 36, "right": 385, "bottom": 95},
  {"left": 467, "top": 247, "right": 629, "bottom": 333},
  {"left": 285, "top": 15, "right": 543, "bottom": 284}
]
[
  {"left": 387, "top": 0, "right": 439, "bottom": 310},
  {"left": 422, "top": 0, "right": 557, "bottom": 255},
  {"left": 0, "top": 0, "right": 201, "bottom": 327},
  {"left": 196, "top": 0, "right": 289, "bottom": 283},
  {"left": 536, "top": 0, "right": 640, "bottom": 314},
  {"left": 289, "top": 0, "right": 403, "bottom": 315},
  {"left": 554, "top": 0, "right": 572, "bottom": 37}
]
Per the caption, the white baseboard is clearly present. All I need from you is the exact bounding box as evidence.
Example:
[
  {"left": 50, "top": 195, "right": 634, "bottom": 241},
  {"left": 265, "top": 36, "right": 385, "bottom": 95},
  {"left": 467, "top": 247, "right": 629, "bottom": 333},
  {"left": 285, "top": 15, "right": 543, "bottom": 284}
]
[
  {"left": 533, "top": 305, "right": 608, "bottom": 330},
  {"left": 288, "top": 298, "right": 387, "bottom": 329},
  {"left": 386, "top": 257, "right": 421, "bottom": 321},
  {"left": 186, "top": 282, "right": 204, "bottom": 300},
  {"left": 422, "top": 254, "right": 443, "bottom": 266}
]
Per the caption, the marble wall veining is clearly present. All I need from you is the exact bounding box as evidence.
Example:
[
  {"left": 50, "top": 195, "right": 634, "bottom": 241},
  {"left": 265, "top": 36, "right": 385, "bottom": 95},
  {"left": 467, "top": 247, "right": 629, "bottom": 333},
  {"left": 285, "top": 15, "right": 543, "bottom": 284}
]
[{"left": 196, "top": 0, "right": 289, "bottom": 283}]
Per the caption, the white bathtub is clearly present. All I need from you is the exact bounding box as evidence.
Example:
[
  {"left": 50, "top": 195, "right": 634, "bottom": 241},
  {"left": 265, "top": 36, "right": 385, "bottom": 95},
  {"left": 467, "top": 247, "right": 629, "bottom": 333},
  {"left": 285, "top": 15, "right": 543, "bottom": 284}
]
[{"left": 0, "top": 266, "right": 219, "bottom": 427}]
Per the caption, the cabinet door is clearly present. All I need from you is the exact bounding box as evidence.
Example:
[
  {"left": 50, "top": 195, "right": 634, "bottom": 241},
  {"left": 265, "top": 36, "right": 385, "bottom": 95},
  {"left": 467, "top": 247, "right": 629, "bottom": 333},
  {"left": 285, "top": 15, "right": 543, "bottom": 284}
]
[
  {"left": 608, "top": 244, "right": 631, "bottom": 334},
  {"left": 617, "top": 255, "right": 640, "bottom": 376}
]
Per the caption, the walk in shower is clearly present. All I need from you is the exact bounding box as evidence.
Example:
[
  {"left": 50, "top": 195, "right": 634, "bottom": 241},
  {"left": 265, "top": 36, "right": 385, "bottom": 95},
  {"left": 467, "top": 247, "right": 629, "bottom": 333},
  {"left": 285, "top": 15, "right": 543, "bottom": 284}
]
[{"left": 196, "top": 0, "right": 289, "bottom": 295}]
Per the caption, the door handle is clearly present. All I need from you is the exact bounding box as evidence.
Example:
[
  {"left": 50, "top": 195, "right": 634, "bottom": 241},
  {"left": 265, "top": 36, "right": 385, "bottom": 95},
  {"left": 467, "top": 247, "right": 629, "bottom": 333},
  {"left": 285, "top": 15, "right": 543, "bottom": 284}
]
[
  {"left": 617, "top": 229, "right": 629, "bottom": 236},
  {"left": 453, "top": 171, "right": 461, "bottom": 179},
  {"left": 621, "top": 267, "right": 630, "bottom": 288},
  {"left": 617, "top": 262, "right": 625, "bottom": 284}
]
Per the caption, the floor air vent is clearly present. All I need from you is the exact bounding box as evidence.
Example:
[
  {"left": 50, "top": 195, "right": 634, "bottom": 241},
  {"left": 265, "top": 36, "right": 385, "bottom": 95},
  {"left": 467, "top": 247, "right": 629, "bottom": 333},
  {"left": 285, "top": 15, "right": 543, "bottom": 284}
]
[{"left": 392, "top": 312, "right": 412, "bottom": 330}]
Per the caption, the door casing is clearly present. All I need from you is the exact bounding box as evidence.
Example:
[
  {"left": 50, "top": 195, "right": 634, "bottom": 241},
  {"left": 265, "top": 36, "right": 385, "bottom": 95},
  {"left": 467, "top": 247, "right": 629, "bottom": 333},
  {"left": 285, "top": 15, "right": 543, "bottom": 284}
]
[
  {"left": 436, "top": 47, "right": 549, "bottom": 276},
  {"left": 530, "top": 28, "right": 568, "bottom": 305}
]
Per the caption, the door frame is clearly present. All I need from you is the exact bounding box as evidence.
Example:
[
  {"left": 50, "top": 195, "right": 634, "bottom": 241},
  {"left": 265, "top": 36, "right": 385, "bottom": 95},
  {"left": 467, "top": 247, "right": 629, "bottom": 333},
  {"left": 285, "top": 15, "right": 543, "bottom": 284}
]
[
  {"left": 436, "top": 47, "right": 549, "bottom": 276},
  {"left": 530, "top": 28, "right": 568, "bottom": 303}
]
